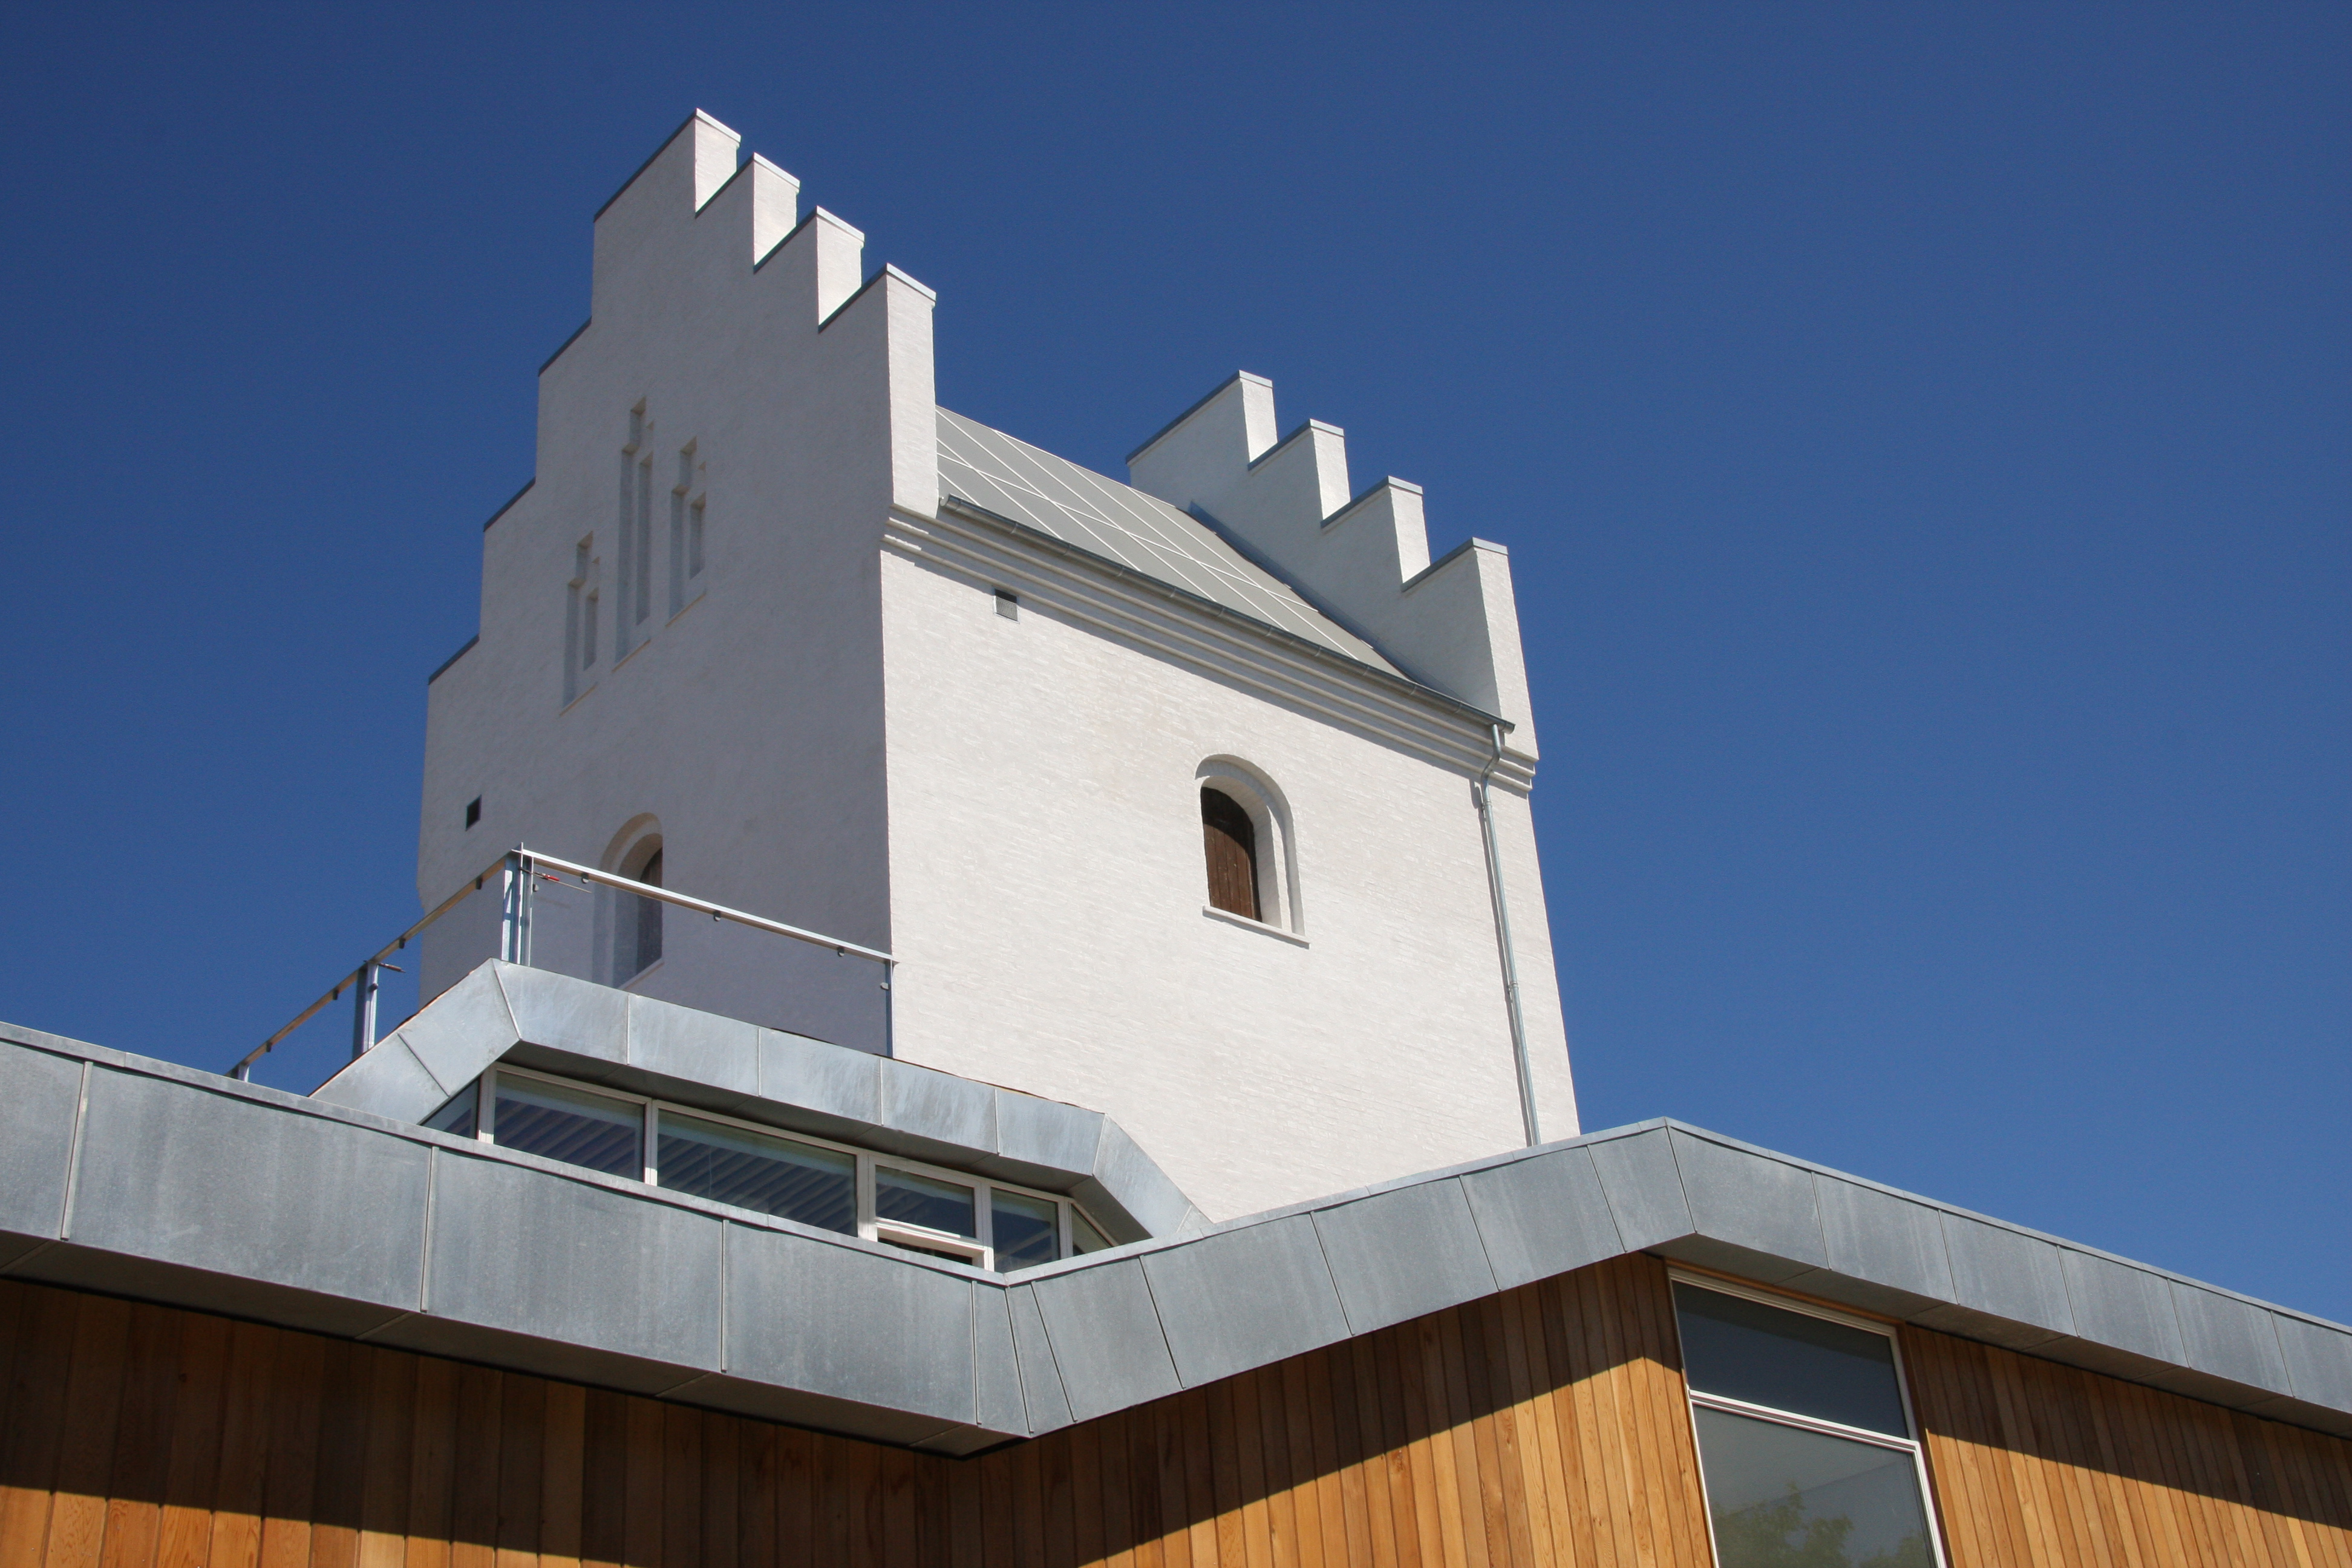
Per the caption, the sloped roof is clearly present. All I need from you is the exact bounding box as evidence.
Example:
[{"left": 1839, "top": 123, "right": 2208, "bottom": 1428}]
[
  {"left": 4, "top": 1009, "right": 2346, "bottom": 1456},
  {"left": 935, "top": 408, "right": 1398, "bottom": 673}
]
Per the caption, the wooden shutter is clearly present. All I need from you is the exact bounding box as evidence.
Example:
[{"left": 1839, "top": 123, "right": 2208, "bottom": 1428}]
[{"left": 1201, "top": 788, "right": 1261, "bottom": 920}]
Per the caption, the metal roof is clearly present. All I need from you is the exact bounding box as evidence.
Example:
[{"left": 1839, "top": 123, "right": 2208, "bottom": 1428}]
[
  {"left": 936, "top": 408, "right": 1398, "bottom": 673},
  {"left": 5, "top": 1003, "right": 2347, "bottom": 1455}
]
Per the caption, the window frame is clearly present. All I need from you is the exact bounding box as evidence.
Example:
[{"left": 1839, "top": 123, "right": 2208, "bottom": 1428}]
[
  {"left": 1667, "top": 1267, "right": 1950, "bottom": 1568},
  {"left": 1194, "top": 758, "right": 1303, "bottom": 936},
  {"left": 470, "top": 1063, "right": 1107, "bottom": 1272}
]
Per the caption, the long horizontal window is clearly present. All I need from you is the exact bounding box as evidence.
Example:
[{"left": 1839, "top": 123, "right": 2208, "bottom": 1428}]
[
  {"left": 425, "top": 1066, "right": 1112, "bottom": 1272},
  {"left": 1673, "top": 1275, "right": 1945, "bottom": 1568}
]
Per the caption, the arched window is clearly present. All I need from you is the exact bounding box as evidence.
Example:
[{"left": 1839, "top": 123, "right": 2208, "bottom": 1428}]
[
  {"left": 1201, "top": 788, "right": 1260, "bottom": 920},
  {"left": 603, "top": 825, "right": 665, "bottom": 985},
  {"left": 630, "top": 848, "right": 664, "bottom": 975}
]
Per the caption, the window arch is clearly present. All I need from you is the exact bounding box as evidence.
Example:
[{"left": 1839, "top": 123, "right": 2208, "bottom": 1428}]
[
  {"left": 599, "top": 818, "right": 665, "bottom": 985},
  {"left": 1195, "top": 759, "right": 1301, "bottom": 933}
]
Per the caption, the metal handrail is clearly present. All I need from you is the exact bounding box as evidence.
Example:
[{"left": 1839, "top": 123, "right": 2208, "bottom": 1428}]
[
  {"left": 230, "top": 847, "right": 520, "bottom": 1081},
  {"left": 230, "top": 846, "right": 895, "bottom": 1081},
  {"left": 515, "top": 850, "right": 895, "bottom": 964}
]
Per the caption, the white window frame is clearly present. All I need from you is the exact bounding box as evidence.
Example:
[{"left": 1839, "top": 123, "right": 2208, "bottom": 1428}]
[
  {"left": 1666, "top": 1267, "right": 1950, "bottom": 1568},
  {"left": 473, "top": 1064, "right": 1106, "bottom": 1272}
]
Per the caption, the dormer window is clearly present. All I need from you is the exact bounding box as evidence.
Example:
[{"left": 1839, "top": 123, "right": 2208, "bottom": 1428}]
[{"left": 1201, "top": 788, "right": 1260, "bottom": 920}]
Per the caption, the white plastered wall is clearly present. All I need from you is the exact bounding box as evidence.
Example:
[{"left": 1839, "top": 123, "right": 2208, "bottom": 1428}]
[
  {"left": 419, "top": 113, "right": 935, "bottom": 1023},
  {"left": 417, "top": 112, "right": 1575, "bottom": 1217},
  {"left": 876, "top": 545, "right": 1576, "bottom": 1221}
]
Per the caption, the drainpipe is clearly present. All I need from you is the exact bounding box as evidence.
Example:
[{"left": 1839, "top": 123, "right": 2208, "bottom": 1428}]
[{"left": 1475, "top": 723, "right": 1541, "bottom": 1146}]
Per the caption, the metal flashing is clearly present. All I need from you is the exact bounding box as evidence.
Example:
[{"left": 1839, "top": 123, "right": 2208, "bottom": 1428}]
[{"left": 4, "top": 1021, "right": 2347, "bottom": 1451}]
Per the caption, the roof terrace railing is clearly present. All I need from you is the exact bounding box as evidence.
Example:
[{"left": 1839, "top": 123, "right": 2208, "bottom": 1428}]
[{"left": 231, "top": 848, "right": 895, "bottom": 1083}]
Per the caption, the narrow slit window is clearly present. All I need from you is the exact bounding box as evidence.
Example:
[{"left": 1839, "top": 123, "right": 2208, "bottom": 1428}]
[
  {"left": 1201, "top": 787, "right": 1261, "bottom": 920},
  {"left": 633, "top": 456, "right": 653, "bottom": 630},
  {"left": 565, "top": 536, "right": 597, "bottom": 704}
]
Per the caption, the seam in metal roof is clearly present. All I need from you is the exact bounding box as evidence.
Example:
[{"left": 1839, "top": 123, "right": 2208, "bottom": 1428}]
[{"left": 935, "top": 408, "right": 1400, "bottom": 673}]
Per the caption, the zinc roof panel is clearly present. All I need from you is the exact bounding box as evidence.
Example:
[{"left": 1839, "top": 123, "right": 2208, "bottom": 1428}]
[{"left": 936, "top": 408, "right": 1396, "bottom": 671}]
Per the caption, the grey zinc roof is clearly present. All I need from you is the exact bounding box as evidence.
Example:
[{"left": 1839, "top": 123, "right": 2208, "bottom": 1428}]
[
  {"left": 309, "top": 961, "right": 1207, "bottom": 1244},
  {"left": 4, "top": 1016, "right": 2348, "bottom": 1457},
  {"left": 935, "top": 407, "right": 1398, "bottom": 671}
]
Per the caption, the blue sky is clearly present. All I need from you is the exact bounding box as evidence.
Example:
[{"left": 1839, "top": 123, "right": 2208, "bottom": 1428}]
[{"left": 1, "top": 2, "right": 2343, "bottom": 1321}]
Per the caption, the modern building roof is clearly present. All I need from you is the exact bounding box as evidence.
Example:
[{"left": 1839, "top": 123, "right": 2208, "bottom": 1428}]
[
  {"left": 936, "top": 407, "right": 1399, "bottom": 673},
  {"left": 4, "top": 997, "right": 2345, "bottom": 1459}
]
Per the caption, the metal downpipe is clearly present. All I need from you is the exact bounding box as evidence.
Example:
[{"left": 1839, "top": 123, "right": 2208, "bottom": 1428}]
[{"left": 1475, "top": 724, "right": 1541, "bottom": 1146}]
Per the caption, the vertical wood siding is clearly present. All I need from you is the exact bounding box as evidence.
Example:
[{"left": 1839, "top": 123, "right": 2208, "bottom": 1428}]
[
  {"left": 1903, "top": 1325, "right": 2352, "bottom": 1567},
  {"left": 1, "top": 1257, "right": 2345, "bottom": 1567}
]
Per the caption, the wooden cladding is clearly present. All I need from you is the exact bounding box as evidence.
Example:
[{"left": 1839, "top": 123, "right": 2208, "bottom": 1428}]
[
  {"left": 1201, "top": 787, "right": 1260, "bottom": 921},
  {"left": 1903, "top": 1325, "right": 2352, "bottom": 1567},
  {"left": 1, "top": 1255, "right": 2346, "bottom": 1567}
]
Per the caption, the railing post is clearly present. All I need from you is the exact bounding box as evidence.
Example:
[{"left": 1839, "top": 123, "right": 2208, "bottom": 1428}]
[
  {"left": 500, "top": 849, "right": 530, "bottom": 965},
  {"left": 350, "top": 961, "right": 380, "bottom": 1061}
]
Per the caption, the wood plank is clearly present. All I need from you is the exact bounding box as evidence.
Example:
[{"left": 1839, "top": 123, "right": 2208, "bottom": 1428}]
[
  {"left": 97, "top": 1301, "right": 183, "bottom": 1568},
  {"left": 402, "top": 1355, "right": 459, "bottom": 1568},
  {"left": 207, "top": 1321, "right": 280, "bottom": 1568},
  {"left": 354, "top": 1348, "right": 418, "bottom": 1568},
  {"left": 774, "top": 1428, "right": 814, "bottom": 1568},
  {"left": 538, "top": 1382, "right": 586, "bottom": 1568},
  {"left": 619, "top": 1397, "right": 661, "bottom": 1568},
  {"left": 1275, "top": 1357, "right": 1325, "bottom": 1568},
  {"left": 494, "top": 1372, "right": 545, "bottom": 1568},
  {"left": 44, "top": 1291, "right": 136, "bottom": 1568},
  {"left": 254, "top": 1326, "right": 325, "bottom": 1568},
  {"left": 573, "top": 1388, "right": 626, "bottom": 1568},
  {"left": 153, "top": 1310, "right": 230, "bottom": 1568},
  {"left": 308, "top": 1339, "right": 374, "bottom": 1568},
  {"left": 703, "top": 1413, "right": 740, "bottom": 1568},
  {"left": 736, "top": 1422, "right": 777, "bottom": 1568},
  {"left": 661, "top": 1405, "right": 701, "bottom": 1568},
  {"left": 448, "top": 1366, "right": 504, "bottom": 1568}
]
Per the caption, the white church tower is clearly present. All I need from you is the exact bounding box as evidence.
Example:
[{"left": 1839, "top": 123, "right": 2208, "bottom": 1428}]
[{"left": 419, "top": 111, "right": 1577, "bottom": 1222}]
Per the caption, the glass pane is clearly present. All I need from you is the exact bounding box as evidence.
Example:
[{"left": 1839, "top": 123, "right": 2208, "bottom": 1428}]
[
  {"left": 492, "top": 1075, "right": 642, "bottom": 1179},
  {"left": 1693, "top": 1406, "right": 1935, "bottom": 1568},
  {"left": 1675, "top": 1283, "right": 1909, "bottom": 1437},
  {"left": 1070, "top": 1209, "right": 1111, "bottom": 1255},
  {"left": 884, "top": 1238, "right": 978, "bottom": 1264},
  {"left": 658, "top": 1113, "right": 855, "bottom": 1235},
  {"left": 991, "top": 1191, "right": 1060, "bottom": 1272},
  {"left": 875, "top": 1167, "right": 977, "bottom": 1239},
  {"left": 423, "top": 1080, "right": 478, "bottom": 1137}
]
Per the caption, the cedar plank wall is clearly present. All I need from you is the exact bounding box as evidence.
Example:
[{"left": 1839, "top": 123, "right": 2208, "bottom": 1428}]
[{"left": 0, "top": 1256, "right": 2344, "bottom": 1567}]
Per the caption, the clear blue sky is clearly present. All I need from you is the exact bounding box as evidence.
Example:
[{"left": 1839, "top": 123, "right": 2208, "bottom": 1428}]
[{"left": 1, "top": 3, "right": 2343, "bottom": 1321}]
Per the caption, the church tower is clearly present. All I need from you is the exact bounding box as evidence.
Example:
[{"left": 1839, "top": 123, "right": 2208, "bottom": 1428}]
[{"left": 418, "top": 111, "right": 1577, "bottom": 1221}]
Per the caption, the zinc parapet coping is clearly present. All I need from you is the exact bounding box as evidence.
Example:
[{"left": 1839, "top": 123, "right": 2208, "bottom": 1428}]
[{"left": 1, "top": 1022, "right": 2345, "bottom": 1452}]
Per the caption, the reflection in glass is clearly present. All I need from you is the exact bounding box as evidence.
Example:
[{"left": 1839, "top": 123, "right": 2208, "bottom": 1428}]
[
  {"left": 875, "top": 1166, "right": 978, "bottom": 1240},
  {"left": 493, "top": 1076, "right": 641, "bottom": 1178},
  {"left": 423, "top": 1080, "right": 478, "bottom": 1137},
  {"left": 991, "top": 1190, "right": 1060, "bottom": 1272},
  {"left": 1694, "top": 1406, "right": 1935, "bottom": 1568},
  {"left": 1676, "top": 1283, "right": 1910, "bottom": 1437},
  {"left": 658, "top": 1113, "right": 855, "bottom": 1234},
  {"left": 1070, "top": 1209, "right": 1111, "bottom": 1255}
]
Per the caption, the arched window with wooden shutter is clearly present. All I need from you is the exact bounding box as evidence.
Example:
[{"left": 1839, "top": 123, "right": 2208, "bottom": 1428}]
[{"left": 1201, "top": 787, "right": 1261, "bottom": 920}]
